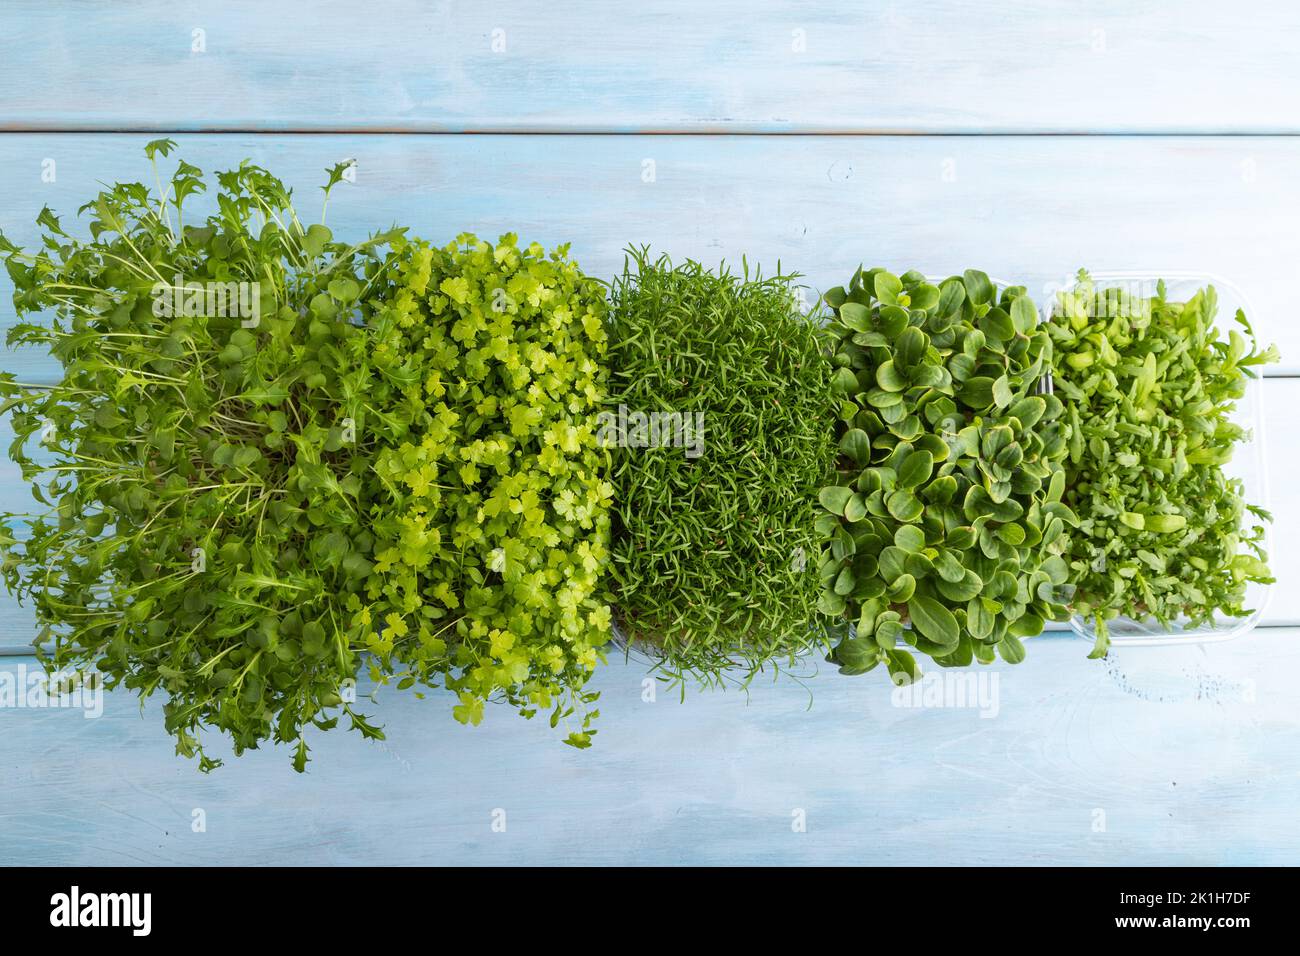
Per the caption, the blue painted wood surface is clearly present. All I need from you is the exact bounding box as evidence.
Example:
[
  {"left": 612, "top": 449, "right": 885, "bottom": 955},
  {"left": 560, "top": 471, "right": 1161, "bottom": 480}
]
[
  {"left": 3, "top": 629, "right": 1299, "bottom": 865},
  {"left": 0, "top": 1, "right": 1298, "bottom": 866},
  {"left": 3, "top": 1, "right": 1300, "bottom": 133},
  {"left": 5, "top": 134, "right": 1300, "bottom": 378}
]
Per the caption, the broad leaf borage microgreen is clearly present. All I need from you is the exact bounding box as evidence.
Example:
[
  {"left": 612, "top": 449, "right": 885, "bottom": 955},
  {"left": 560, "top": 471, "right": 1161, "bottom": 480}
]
[
  {"left": 817, "top": 268, "right": 1075, "bottom": 683},
  {"left": 605, "top": 249, "right": 837, "bottom": 686},
  {"left": 1047, "top": 271, "right": 1279, "bottom": 657},
  {"left": 0, "top": 142, "right": 401, "bottom": 771},
  {"left": 358, "top": 233, "right": 613, "bottom": 748}
]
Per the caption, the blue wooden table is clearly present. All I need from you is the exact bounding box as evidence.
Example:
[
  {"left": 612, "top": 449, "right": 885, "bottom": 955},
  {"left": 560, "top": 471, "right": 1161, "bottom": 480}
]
[{"left": 1, "top": 1, "right": 1298, "bottom": 866}]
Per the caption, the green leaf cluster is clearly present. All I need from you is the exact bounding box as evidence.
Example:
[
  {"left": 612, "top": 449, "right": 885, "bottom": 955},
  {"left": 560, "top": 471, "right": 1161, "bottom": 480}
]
[
  {"left": 1047, "top": 271, "right": 1279, "bottom": 657},
  {"left": 817, "top": 268, "right": 1075, "bottom": 683},
  {"left": 606, "top": 249, "right": 837, "bottom": 685},
  {"left": 358, "top": 232, "right": 613, "bottom": 748},
  {"left": 0, "top": 145, "right": 397, "bottom": 771}
]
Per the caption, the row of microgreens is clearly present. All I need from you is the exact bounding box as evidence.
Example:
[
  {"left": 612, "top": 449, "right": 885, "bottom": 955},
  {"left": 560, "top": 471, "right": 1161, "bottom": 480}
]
[
  {"left": 608, "top": 259, "right": 1275, "bottom": 690},
  {"left": 0, "top": 144, "right": 1278, "bottom": 770}
]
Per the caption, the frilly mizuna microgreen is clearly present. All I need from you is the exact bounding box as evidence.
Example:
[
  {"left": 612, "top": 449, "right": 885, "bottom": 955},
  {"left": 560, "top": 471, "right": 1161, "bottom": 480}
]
[{"left": 1047, "top": 270, "right": 1279, "bottom": 658}]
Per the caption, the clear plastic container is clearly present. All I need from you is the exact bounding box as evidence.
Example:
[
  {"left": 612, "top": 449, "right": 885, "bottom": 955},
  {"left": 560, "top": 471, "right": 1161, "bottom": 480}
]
[{"left": 1045, "top": 271, "right": 1272, "bottom": 647}]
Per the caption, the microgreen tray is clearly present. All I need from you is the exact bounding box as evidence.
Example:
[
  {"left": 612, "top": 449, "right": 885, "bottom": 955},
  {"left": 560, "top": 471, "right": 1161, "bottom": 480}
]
[{"left": 1050, "top": 271, "right": 1272, "bottom": 647}]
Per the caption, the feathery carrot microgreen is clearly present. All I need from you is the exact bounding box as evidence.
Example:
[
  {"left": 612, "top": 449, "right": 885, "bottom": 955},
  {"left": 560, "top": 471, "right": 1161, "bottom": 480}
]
[
  {"left": 1047, "top": 271, "right": 1279, "bottom": 657},
  {"left": 606, "top": 248, "right": 837, "bottom": 685}
]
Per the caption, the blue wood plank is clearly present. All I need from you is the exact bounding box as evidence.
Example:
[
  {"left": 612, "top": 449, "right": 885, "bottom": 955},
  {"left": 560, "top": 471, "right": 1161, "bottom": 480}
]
[
  {"left": 2, "top": 628, "right": 1298, "bottom": 865},
  {"left": 4, "top": 133, "right": 1300, "bottom": 383},
  {"left": 2, "top": 1, "right": 1300, "bottom": 133}
]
